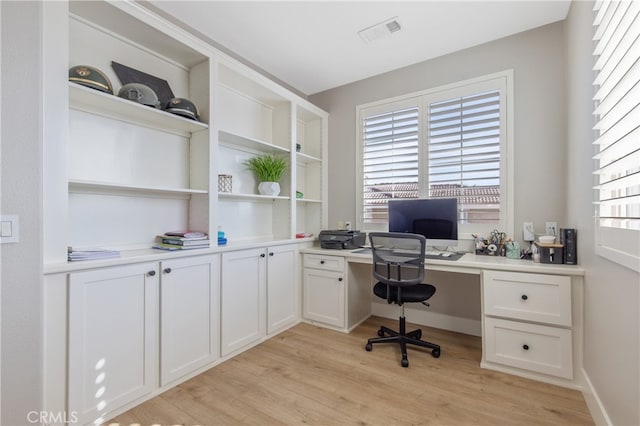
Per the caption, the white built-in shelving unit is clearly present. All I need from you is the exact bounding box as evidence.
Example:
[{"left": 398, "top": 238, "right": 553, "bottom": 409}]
[{"left": 43, "top": 0, "right": 327, "bottom": 266}]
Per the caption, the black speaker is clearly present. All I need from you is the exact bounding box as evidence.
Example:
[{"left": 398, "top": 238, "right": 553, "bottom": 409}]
[{"left": 560, "top": 228, "right": 577, "bottom": 265}]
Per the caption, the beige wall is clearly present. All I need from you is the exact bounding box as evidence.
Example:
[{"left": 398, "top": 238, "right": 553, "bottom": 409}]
[
  {"left": 1, "top": 2, "right": 44, "bottom": 424},
  {"left": 565, "top": 2, "right": 639, "bottom": 425},
  {"left": 1, "top": 2, "right": 636, "bottom": 425},
  {"left": 311, "top": 5, "right": 640, "bottom": 424},
  {"left": 310, "top": 22, "right": 568, "bottom": 239},
  {"left": 310, "top": 22, "right": 568, "bottom": 324}
]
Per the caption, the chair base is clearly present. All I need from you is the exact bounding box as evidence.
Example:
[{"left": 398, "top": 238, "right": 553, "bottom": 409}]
[{"left": 365, "top": 316, "right": 441, "bottom": 367}]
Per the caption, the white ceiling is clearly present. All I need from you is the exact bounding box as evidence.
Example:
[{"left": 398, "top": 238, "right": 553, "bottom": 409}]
[{"left": 149, "top": 1, "right": 571, "bottom": 96}]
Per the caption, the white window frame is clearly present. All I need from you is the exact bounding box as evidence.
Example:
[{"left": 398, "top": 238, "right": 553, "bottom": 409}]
[
  {"left": 592, "top": 0, "right": 640, "bottom": 272},
  {"left": 356, "top": 70, "right": 514, "bottom": 242}
]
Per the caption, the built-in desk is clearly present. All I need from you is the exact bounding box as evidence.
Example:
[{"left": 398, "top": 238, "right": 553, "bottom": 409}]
[{"left": 300, "top": 246, "right": 585, "bottom": 390}]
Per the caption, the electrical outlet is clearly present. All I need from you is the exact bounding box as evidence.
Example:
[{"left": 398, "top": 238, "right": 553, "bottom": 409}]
[
  {"left": 337, "top": 221, "right": 345, "bottom": 230},
  {"left": 523, "top": 222, "right": 535, "bottom": 241},
  {"left": 546, "top": 221, "right": 558, "bottom": 236}
]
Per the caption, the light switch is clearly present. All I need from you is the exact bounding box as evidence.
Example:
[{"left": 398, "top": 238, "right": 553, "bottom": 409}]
[
  {"left": 0, "top": 215, "right": 19, "bottom": 243},
  {"left": 1, "top": 221, "right": 12, "bottom": 237}
]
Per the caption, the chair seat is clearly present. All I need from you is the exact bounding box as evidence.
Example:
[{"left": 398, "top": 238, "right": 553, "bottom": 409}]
[{"left": 373, "top": 281, "right": 436, "bottom": 304}]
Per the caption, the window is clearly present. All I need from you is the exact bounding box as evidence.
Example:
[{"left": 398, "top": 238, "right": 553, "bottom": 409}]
[
  {"left": 592, "top": 0, "right": 640, "bottom": 271},
  {"left": 362, "top": 103, "right": 419, "bottom": 225},
  {"left": 427, "top": 90, "right": 501, "bottom": 224},
  {"left": 357, "top": 71, "right": 513, "bottom": 239}
]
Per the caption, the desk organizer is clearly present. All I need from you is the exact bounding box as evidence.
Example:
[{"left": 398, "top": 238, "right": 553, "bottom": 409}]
[{"left": 535, "top": 242, "right": 564, "bottom": 264}]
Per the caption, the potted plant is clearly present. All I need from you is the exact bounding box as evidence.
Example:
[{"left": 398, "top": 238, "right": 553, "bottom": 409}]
[{"left": 244, "top": 154, "right": 288, "bottom": 196}]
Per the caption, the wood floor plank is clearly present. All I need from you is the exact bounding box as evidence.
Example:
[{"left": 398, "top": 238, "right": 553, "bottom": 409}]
[{"left": 107, "top": 317, "right": 593, "bottom": 426}]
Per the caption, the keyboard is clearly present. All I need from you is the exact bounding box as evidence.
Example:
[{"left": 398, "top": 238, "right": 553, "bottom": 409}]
[{"left": 425, "top": 251, "right": 460, "bottom": 260}]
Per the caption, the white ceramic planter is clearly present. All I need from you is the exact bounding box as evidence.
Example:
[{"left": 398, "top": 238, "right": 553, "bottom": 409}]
[{"left": 258, "top": 181, "right": 281, "bottom": 196}]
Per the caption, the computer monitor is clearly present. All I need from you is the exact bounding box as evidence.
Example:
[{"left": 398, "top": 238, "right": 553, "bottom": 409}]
[{"left": 388, "top": 198, "right": 458, "bottom": 248}]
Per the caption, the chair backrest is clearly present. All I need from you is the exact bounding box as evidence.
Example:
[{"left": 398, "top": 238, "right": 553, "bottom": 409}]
[{"left": 369, "top": 232, "right": 426, "bottom": 287}]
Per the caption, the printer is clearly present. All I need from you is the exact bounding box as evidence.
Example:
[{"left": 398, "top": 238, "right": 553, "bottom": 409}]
[{"left": 319, "top": 230, "right": 366, "bottom": 250}]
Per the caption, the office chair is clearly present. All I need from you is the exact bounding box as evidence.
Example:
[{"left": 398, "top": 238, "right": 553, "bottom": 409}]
[{"left": 365, "top": 232, "right": 441, "bottom": 367}]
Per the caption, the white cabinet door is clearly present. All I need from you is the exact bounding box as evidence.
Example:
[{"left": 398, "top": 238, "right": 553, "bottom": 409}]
[
  {"left": 484, "top": 317, "right": 573, "bottom": 379},
  {"left": 69, "top": 262, "right": 159, "bottom": 426},
  {"left": 160, "top": 255, "right": 219, "bottom": 386},
  {"left": 483, "top": 270, "right": 572, "bottom": 326},
  {"left": 267, "top": 244, "right": 299, "bottom": 334},
  {"left": 221, "top": 248, "right": 266, "bottom": 356},
  {"left": 303, "top": 268, "right": 345, "bottom": 329}
]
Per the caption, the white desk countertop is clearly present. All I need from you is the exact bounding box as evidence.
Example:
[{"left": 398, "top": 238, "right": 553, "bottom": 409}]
[{"left": 300, "top": 246, "right": 585, "bottom": 277}]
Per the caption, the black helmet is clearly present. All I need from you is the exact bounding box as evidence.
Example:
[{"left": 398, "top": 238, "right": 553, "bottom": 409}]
[
  {"left": 164, "top": 97, "right": 200, "bottom": 121},
  {"left": 117, "top": 83, "right": 160, "bottom": 109},
  {"left": 69, "top": 65, "right": 113, "bottom": 94}
]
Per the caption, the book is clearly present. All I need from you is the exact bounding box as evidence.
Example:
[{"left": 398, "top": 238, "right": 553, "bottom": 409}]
[
  {"left": 164, "top": 231, "right": 207, "bottom": 239},
  {"left": 68, "top": 247, "right": 120, "bottom": 261},
  {"left": 153, "top": 242, "right": 209, "bottom": 251},
  {"left": 159, "top": 237, "right": 210, "bottom": 246},
  {"left": 157, "top": 234, "right": 208, "bottom": 241}
]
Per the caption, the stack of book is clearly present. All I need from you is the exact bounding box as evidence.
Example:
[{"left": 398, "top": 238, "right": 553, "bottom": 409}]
[
  {"left": 68, "top": 247, "right": 120, "bottom": 261},
  {"left": 153, "top": 231, "right": 210, "bottom": 251}
]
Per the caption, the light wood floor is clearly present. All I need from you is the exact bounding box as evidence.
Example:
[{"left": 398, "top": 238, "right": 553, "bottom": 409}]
[{"left": 108, "top": 317, "right": 594, "bottom": 426}]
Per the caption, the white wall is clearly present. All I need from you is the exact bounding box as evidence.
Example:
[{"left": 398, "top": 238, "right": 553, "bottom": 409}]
[
  {"left": 311, "top": 5, "right": 640, "bottom": 424},
  {"left": 1, "top": 1, "right": 44, "bottom": 425},
  {"left": 310, "top": 22, "right": 567, "bottom": 323},
  {"left": 310, "top": 21, "right": 568, "bottom": 243},
  {"left": 1, "top": 2, "right": 636, "bottom": 425},
  {"left": 564, "top": 2, "right": 639, "bottom": 425}
]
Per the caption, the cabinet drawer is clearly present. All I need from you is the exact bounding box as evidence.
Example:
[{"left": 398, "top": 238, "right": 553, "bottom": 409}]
[
  {"left": 483, "top": 270, "right": 571, "bottom": 326},
  {"left": 303, "top": 254, "right": 345, "bottom": 272},
  {"left": 484, "top": 317, "right": 573, "bottom": 379}
]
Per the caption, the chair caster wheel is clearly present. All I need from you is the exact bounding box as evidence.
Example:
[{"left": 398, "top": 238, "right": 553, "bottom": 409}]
[
  {"left": 432, "top": 348, "right": 441, "bottom": 358},
  {"left": 414, "top": 330, "right": 422, "bottom": 339},
  {"left": 365, "top": 342, "right": 372, "bottom": 351},
  {"left": 401, "top": 358, "right": 409, "bottom": 368},
  {"left": 377, "top": 329, "right": 384, "bottom": 337}
]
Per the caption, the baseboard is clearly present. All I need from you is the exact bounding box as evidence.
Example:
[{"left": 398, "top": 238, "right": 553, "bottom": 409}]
[
  {"left": 371, "top": 302, "right": 482, "bottom": 336},
  {"left": 581, "top": 368, "right": 612, "bottom": 426}
]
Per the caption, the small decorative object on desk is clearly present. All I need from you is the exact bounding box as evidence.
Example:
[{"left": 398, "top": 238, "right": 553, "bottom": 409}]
[
  {"left": 217, "top": 229, "right": 228, "bottom": 246},
  {"left": 153, "top": 231, "right": 209, "bottom": 251},
  {"left": 505, "top": 240, "right": 520, "bottom": 259},
  {"left": 218, "top": 174, "right": 232, "bottom": 193},
  {"left": 473, "top": 229, "right": 513, "bottom": 257},
  {"left": 296, "top": 191, "right": 303, "bottom": 199}
]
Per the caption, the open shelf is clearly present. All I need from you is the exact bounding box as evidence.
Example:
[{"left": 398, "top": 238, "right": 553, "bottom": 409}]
[
  {"left": 218, "top": 192, "right": 290, "bottom": 202},
  {"left": 69, "top": 179, "right": 208, "bottom": 197},
  {"left": 296, "top": 198, "right": 322, "bottom": 204},
  {"left": 218, "top": 129, "right": 290, "bottom": 154},
  {"left": 296, "top": 152, "right": 322, "bottom": 164},
  {"left": 69, "top": 83, "right": 209, "bottom": 134}
]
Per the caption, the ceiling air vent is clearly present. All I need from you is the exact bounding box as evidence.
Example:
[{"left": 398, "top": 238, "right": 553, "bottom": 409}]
[{"left": 358, "top": 17, "right": 402, "bottom": 43}]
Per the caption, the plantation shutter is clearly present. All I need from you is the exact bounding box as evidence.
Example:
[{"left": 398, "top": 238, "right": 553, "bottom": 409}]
[
  {"left": 427, "top": 90, "right": 501, "bottom": 223},
  {"left": 362, "top": 107, "right": 419, "bottom": 224},
  {"left": 592, "top": 0, "right": 640, "bottom": 271},
  {"left": 593, "top": 0, "right": 640, "bottom": 231}
]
